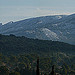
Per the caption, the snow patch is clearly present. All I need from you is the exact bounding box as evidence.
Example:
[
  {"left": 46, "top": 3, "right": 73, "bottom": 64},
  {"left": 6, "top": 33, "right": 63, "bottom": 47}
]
[
  {"left": 37, "top": 21, "right": 42, "bottom": 24},
  {"left": 25, "top": 30, "right": 35, "bottom": 34},
  {"left": 52, "top": 24, "right": 58, "bottom": 26},
  {"left": 67, "top": 32, "right": 70, "bottom": 34},
  {"left": 57, "top": 16, "right": 62, "bottom": 19},
  {"left": 41, "top": 28, "right": 59, "bottom": 40}
]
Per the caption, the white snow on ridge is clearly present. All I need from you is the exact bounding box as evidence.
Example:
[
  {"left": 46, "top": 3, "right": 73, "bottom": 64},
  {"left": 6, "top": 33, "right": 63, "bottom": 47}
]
[
  {"left": 0, "top": 14, "right": 75, "bottom": 44},
  {"left": 41, "top": 28, "right": 59, "bottom": 40},
  {"left": 67, "top": 32, "right": 70, "bottom": 34},
  {"left": 25, "top": 30, "right": 35, "bottom": 34},
  {"left": 52, "top": 24, "right": 58, "bottom": 26},
  {"left": 57, "top": 16, "right": 62, "bottom": 19},
  {"left": 37, "top": 21, "right": 42, "bottom": 24}
]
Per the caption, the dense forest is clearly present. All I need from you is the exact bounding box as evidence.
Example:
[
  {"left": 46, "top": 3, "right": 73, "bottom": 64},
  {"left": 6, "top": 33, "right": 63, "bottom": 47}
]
[
  {"left": 0, "top": 34, "right": 75, "bottom": 55},
  {"left": 0, "top": 34, "right": 75, "bottom": 75}
]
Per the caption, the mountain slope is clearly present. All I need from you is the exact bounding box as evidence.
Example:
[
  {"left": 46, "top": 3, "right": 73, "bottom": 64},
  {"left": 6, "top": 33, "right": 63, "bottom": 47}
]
[
  {"left": 0, "top": 14, "right": 75, "bottom": 44},
  {"left": 0, "top": 34, "right": 75, "bottom": 54}
]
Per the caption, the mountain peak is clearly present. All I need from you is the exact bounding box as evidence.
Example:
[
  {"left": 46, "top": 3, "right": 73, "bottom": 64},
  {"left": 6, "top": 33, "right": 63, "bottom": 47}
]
[
  {"left": 0, "top": 23, "right": 2, "bottom": 26},
  {"left": 5, "top": 21, "right": 13, "bottom": 25},
  {"left": 0, "top": 14, "right": 75, "bottom": 45}
]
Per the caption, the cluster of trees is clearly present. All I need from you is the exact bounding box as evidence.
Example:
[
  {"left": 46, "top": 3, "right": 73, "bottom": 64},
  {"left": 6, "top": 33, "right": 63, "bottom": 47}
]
[
  {"left": 0, "top": 34, "right": 75, "bottom": 75},
  {"left": 0, "top": 53, "right": 75, "bottom": 75},
  {"left": 0, "top": 34, "right": 75, "bottom": 55}
]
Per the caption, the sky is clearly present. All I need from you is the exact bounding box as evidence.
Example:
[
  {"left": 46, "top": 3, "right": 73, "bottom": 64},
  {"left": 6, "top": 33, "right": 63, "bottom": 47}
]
[{"left": 0, "top": 0, "right": 75, "bottom": 24}]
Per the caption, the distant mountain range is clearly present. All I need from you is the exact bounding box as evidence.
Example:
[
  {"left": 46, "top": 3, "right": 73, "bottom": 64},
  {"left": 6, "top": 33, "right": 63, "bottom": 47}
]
[{"left": 0, "top": 14, "right": 75, "bottom": 45}]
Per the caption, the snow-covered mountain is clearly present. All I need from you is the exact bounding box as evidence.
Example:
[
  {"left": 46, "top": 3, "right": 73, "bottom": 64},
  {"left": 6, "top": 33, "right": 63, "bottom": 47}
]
[{"left": 0, "top": 14, "right": 75, "bottom": 45}]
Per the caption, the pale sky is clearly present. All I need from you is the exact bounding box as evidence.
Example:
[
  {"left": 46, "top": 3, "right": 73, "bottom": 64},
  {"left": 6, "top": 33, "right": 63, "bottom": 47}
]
[{"left": 0, "top": 0, "right": 75, "bottom": 24}]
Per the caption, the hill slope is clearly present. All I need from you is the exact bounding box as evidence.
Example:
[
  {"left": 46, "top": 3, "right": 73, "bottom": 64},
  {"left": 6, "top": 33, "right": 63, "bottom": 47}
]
[
  {"left": 0, "top": 34, "right": 75, "bottom": 55},
  {"left": 0, "top": 14, "right": 75, "bottom": 44}
]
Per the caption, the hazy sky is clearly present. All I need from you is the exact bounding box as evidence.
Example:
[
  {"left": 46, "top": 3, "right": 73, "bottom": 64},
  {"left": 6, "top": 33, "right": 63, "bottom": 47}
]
[{"left": 0, "top": 0, "right": 75, "bottom": 24}]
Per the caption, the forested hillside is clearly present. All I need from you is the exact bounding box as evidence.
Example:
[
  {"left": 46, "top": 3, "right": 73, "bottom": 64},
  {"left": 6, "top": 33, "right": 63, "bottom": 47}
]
[
  {"left": 0, "top": 34, "right": 75, "bottom": 55},
  {"left": 0, "top": 34, "right": 75, "bottom": 75}
]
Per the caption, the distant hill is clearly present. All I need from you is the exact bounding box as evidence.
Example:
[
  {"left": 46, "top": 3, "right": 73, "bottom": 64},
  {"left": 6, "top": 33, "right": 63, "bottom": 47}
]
[
  {"left": 0, "top": 14, "right": 75, "bottom": 45},
  {"left": 0, "top": 34, "right": 75, "bottom": 55}
]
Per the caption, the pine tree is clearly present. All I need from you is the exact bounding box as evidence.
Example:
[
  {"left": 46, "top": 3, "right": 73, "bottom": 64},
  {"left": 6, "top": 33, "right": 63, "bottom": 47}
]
[
  {"left": 36, "top": 57, "right": 39, "bottom": 75},
  {"left": 50, "top": 65, "right": 55, "bottom": 75}
]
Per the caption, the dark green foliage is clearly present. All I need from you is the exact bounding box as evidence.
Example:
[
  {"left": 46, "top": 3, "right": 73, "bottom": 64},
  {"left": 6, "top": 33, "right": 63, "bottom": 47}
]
[
  {"left": 0, "top": 53, "right": 75, "bottom": 75},
  {"left": 0, "top": 66, "right": 9, "bottom": 75},
  {"left": 0, "top": 34, "right": 75, "bottom": 55},
  {"left": 36, "top": 58, "right": 39, "bottom": 75},
  {"left": 9, "top": 72, "right": 20, "bottom": 75},
  {"left": 40, "top": 57, "right": 52, "bottom": 71},
  {"left": 0, "top": 34, "right": 75, "bottom": 75},
  {"left": 50, "top": 65, "right": 55, "bottom": 75}
]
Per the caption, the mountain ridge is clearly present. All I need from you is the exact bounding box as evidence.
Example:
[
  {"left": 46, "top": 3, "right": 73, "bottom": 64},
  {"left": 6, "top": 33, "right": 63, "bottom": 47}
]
[{"left": 0, "top": 14, "right": 75, "bottom": 45}]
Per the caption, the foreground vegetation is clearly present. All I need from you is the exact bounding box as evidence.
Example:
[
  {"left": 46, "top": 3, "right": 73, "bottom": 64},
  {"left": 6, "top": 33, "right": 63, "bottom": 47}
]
[
  {"left": 0, "top": 34, "right": 75, "bottom": 75},
  {"left": 0, "top": 53, "right": 75, "bottom": 75}
]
